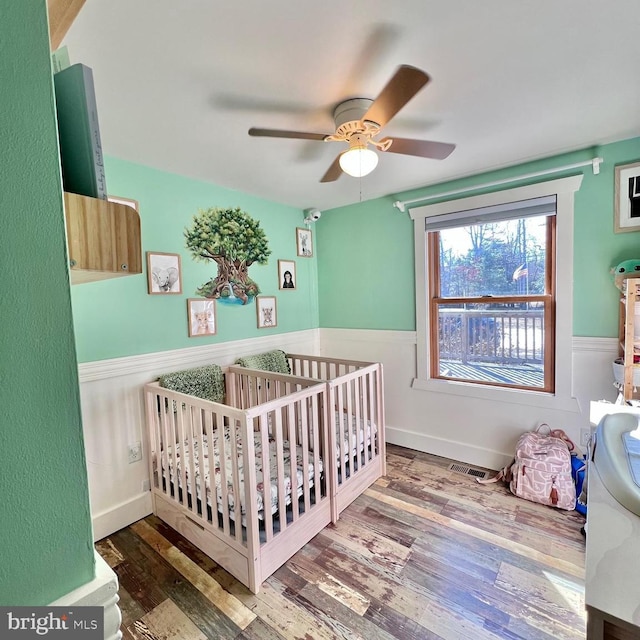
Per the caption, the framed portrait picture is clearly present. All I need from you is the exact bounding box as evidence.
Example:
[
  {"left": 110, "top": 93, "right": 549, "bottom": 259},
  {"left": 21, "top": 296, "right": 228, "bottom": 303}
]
[
  {"left": 615, "top": 161, "right": 640, "bottom": 233},
  {"left": 278, "top": 259, "right": 296, "bottom": 290},
  {"left": 147, "top": 252, "right": 182, "bottom": 294},
  {"left": 187, "top": 298, "right": 216, "bottom": 337},
  {"left": 256, "top": 296, "right": 277, "bottom": 329},
  {"left": 296, "top": 227, "right": 313, "bottom": 257}
]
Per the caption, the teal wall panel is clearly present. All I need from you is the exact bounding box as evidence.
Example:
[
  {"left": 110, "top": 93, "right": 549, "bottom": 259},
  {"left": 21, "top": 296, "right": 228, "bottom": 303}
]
[
  {"left": 71, "top": 157, "right": 319, "bottom": 362},
  {"left": 0, "top": 0, "right": 94, "bottom": 605},
  {"left": 318, "top": 139, "right": 640, "bottom": 337}
]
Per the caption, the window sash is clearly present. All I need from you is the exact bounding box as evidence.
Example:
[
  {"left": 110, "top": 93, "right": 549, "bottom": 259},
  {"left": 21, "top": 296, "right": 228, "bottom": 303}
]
[{"left": 427, "top": 215, "right": 556, "bottom": 392}]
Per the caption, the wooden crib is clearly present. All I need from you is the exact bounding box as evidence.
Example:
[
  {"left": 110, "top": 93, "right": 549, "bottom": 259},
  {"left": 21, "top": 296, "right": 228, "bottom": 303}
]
[
  {"left": 145, "top": 366, "right": 331, "bottom": 593},
  {"left": 286, "top": 354, "right": 386, "bottom": 520},
  {"left": 144, "top": 358, "right": 385, "bottom": 593}
]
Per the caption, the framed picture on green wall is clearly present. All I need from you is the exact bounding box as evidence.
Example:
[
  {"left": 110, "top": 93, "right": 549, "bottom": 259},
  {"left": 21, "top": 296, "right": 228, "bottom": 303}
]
[
  {"left": 278, "top": 259, "right": 296, "bottom": 290},
  {"left": 147, "top": 251, "right": 182, "bottom": 294},
  {"left": 187, "top": 298, "right": 216, "bottom": 337},
  {"left": 296, "top": 227, "right": 313, "bottom": 257},
  {"left": 256, "top": 296, "right": 277, "bottom": 328},
  {"left": 614, "top": 161, "right": 640, "bottom": 233}
]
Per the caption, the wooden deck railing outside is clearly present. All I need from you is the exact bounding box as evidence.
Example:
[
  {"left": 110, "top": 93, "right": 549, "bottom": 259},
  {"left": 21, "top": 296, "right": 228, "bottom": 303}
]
[{"left": 439, "top": 308, "right": 544, "bottom": 365}]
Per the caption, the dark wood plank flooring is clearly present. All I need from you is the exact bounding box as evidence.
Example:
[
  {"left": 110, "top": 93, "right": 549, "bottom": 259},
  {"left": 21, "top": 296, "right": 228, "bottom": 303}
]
[{"left": 97, "top": 444, "right": 587, "bottom": 640}]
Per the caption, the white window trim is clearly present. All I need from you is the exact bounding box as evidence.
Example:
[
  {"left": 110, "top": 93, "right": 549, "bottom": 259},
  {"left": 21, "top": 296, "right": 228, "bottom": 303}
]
[{"left": 410, "top": 175, "right": 583, "bottom": 411}]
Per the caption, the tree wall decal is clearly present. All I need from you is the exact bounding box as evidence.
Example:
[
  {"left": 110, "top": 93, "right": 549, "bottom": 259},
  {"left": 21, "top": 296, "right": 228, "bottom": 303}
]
[{"left": 185, "top": 207, "right": 271, "bottom": 304}]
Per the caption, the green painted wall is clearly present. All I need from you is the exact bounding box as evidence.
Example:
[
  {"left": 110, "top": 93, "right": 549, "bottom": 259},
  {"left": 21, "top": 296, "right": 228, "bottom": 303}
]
[
  {"left": 318, "top": 139, "right": 640, "bottom": 337},
  {"left": 71, "top": 157, "right": 319, "bottom": 362},
  {"left": 0, "top": 0, "right": 94, "bottom": 604}
]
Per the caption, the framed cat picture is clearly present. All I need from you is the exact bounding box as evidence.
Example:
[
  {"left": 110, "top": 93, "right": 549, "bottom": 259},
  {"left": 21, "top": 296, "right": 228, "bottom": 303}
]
[
  {"left": 187, "top": 298, "right": 217, "bottom": 337},
  {"left": 256, "top": 296, "right": 277, "bottom": 329}
]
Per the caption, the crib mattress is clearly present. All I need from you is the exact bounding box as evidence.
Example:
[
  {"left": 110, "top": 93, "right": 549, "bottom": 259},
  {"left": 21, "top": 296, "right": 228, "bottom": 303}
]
[{"left": 162, "top": 429, "right": 322, "bottom": 522}]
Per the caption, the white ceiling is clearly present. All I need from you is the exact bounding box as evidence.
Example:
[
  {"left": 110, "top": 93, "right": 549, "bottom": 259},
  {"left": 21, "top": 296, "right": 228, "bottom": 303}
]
[{"left": 61, "top": 1, "right": 640, "bottom": 212}]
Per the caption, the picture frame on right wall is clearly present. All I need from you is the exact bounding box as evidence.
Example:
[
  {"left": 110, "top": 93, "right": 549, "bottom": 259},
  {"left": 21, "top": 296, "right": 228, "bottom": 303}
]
[
  {"left": 296, "top": 227, "right": 313, "bottom": 257},
  {"left": 614, "top": 161, "right": 640, "bottom": 233}
]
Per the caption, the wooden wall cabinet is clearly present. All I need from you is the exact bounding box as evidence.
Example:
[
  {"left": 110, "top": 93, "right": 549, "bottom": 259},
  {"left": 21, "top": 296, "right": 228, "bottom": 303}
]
[{"left": 64, "top": 192, "right": 142, "bottom": 284}]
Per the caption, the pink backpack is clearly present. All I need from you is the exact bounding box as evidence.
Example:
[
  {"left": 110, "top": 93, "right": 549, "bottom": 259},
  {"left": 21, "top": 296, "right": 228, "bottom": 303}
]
[{"left": 478, "top": 425, "right": 576, "bottom": 510}]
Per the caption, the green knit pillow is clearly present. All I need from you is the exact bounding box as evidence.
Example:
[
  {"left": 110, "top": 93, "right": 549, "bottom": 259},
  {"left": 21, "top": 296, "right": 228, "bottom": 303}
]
[
  {"left": 158, "top": 364, "right": 225, "bottom": 403},
  {"left": 235, "top": 349, "right": 291, "bottom": 374}
]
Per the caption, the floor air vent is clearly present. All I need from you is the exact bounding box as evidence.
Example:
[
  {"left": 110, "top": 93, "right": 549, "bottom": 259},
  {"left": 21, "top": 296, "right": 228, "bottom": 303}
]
[{"left": 447, "top": 463, "right": 490, "bottom": 479}]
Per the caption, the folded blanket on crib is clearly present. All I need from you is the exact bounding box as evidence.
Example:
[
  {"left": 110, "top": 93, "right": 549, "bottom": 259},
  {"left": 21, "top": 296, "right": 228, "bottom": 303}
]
[
  {"left": 235, "top": 349, "right": 291, "bottom": 374},
  {"left": 158, "top": 364, "right": 225, "bottom": 403}
]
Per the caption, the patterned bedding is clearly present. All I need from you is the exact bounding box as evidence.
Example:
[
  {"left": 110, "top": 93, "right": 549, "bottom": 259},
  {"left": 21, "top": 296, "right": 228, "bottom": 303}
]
[
  {"left": 333, "top": 411, "right": 376, "bottom": 462},
  {"left": 162, "top": 427, "right": 322, "bottom": 522}
]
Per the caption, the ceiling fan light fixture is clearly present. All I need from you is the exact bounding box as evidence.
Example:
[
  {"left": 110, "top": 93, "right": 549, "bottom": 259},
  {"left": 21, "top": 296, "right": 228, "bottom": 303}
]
[{"left": 339, "top": 141, "right": 379, "bottom": 178}]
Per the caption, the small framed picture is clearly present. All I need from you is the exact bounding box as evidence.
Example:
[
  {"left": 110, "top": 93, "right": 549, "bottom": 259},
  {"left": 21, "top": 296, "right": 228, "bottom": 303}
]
[
  {"left": 615, "top": 161, "right": 640, "bottom": 233},
  {"left": 278, "top": 259, "right": 296, "bottom": 290},
  {"left": 256, "top": 296, "right": 277, "bottom": 329},
  {"left": 147, "top": 252, "right": 182, "bottom": 294},
  {"left": 296, "top": 227, "right": 313, "bottom": 257},
  {"left": 187, "top": 298, "right": 216, "bottom": 337}
]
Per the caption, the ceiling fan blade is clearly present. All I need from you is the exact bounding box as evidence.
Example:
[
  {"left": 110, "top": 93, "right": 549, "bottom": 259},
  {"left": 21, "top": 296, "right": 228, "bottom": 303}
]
[
  {"left": 362, "top": 65, "right": 430, "bottom": 129},
  {"left": 320, "top": 155, "right": 343, "bottom": 183},
  {"left": 248, "top": 127, "right": 329, "bottom": 141},
  {"left": 380, "top": 136, "right": 455, "bottom": 160}
]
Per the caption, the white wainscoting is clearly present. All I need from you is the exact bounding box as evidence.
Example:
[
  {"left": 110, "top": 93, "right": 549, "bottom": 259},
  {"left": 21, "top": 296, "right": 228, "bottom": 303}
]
[
  {"left": 79, "top": 329, "right": 320, "bottom": 542},
  {"left": 320, "top": 329, "right": 619, "bottom": 470},
  {"left": 80, "top": 327, "right": 618, "bottom": 540}
]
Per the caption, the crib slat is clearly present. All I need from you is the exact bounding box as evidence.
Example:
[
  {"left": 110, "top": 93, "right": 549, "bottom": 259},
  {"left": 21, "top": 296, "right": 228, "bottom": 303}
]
[
  {"left": 259, "top": 412, "right": 273, "bottom": 542},
  {"left": 345, "top": 379, "right": 355, "bottom": 473},
  {"left": 194, "top": 407, "right": 207, "bottom": 522},
  {"left": 287, "top": 401, "right": 299, "bottom": 523},
  {"left": 175, "top": 403, "right": 189, "bottom": 511},
  {"left": 358, "top": 373, "right": 368, "bottom": 467},
  {"left": 217, "top": 411, "right": 232, "bottom": 536},
  {"left": 228, "top": 415, "right": 243, "bottom": 545},
  {"left": 240, "top": 413, "right": 260, "bottom": 589},
  {"left": 185, "top": 407, "right": 198, "bottom": 518},
  {"left": 273, "top": 409, "right": 287, "bottom": 532},
  {"left": 336, "top": 383, "right": 346, "bottom": 490},
  {"left": 299, "top": 398, "right": 310, "bottom": 513},
  {"left": 159, "top": 395, "right": 170, "bottom": 496}
]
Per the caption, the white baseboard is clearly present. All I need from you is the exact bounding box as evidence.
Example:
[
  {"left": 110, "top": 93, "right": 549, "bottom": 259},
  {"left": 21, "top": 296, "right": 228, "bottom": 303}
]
[
  {"left": 386, "top": 425, "right": 513, "bottom": 471},
  {"left": 51, "top": 552, "right": 122, "bottom": 640},
  {"left": 92, "top": 492, "right": 152, "bottom": 542}
]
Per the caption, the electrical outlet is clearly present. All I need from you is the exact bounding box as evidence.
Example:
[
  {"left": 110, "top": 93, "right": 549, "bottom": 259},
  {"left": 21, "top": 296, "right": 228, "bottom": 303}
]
[
  {"left": 580, "top": 428, "right": 591, "bottom": 448},
  {"left": 128, "top": 441, "right": 142, "bottom": 464}
]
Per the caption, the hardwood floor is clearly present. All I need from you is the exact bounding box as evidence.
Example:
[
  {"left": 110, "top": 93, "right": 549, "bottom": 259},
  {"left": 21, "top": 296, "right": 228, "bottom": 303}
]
[{"left": 97, "top": 444, "right": 587, "bottom": 640}]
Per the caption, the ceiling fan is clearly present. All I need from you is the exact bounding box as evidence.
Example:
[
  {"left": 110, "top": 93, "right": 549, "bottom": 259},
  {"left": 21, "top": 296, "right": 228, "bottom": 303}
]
[{"left": 248, "top": 65, "right": 455, "bottom": 183}]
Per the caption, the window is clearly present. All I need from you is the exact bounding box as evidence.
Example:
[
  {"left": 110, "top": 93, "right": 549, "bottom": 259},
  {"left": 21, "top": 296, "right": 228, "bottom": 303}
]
[
  {"left": 428, "top": 198, "right": 556, "bottom": 392},
  {"left": 410, "top": 176, "right": 583, "bottom": 408}
]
